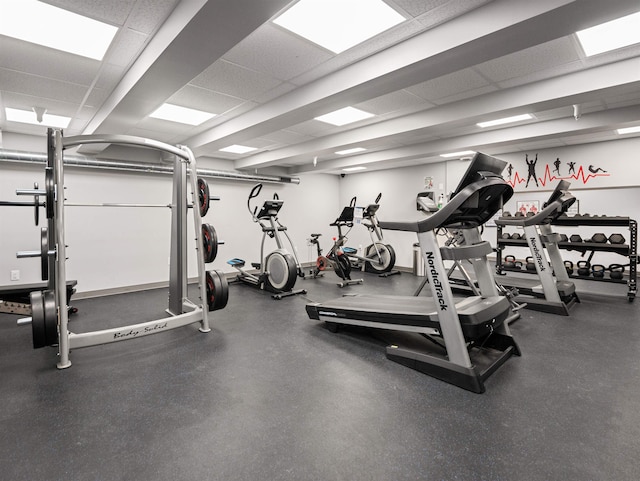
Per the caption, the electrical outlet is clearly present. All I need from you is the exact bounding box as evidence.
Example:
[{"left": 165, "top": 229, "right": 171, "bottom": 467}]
[{"left": 10, "top": 270, "right": 20, "bottom": 281}]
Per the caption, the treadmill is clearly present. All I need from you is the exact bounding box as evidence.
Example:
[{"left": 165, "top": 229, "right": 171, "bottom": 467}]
[
  {"left": 306, "top": 153, "right": 520, "bottom": 393},
  {"left": 495, "top": 181, "right": 579, "bottom": 315}
]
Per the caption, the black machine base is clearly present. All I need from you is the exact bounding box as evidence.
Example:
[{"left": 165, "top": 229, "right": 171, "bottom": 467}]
[{"left": 386, "top": 332, "right": 520, "bottom": 394}]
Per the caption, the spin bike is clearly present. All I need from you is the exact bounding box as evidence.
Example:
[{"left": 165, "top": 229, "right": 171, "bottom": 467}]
[
  {"left": 227, "top": 184, "right": 306, "bottom": 299},
  {"left": 308, "top": 232, "right": 363, "bottom": 287},
  {"left": 342, "top": 194, "right": 397, "bottom": 275}
]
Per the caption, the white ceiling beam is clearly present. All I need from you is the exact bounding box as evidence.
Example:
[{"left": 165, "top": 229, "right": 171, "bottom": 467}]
[
  {"left": 185, "top": 0, "right": 640, "bottom": 162},
  {"left": 83, "top": 0, "right": 292, "bottom": 136},
  {"left": 291, "top": 105, "right": 640, "bottom": 174}
]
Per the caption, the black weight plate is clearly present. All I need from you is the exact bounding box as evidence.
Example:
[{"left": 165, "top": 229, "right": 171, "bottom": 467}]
[
  {"left": 31, "top": 290, "right": 46, "bottom": 349},
  {"left": 45, "top": 167, "right": 55, "bottom": 219},
  {"left": 202, "top": 223, "right": 218, "bottom": 263},
  {"left": 198, "top": 178, "right": 210, "bottom": 217},
  {"left": 206, "top": 270, "right": 229, "bottom": 312},
  {"left": 42, "top": 290, "right": 58, "bottom": 346},
  {"left": 40, "top": 227, "right": 48, "bottom": 281}
]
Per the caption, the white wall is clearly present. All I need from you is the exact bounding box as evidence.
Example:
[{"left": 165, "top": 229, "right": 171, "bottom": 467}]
[
  {"left": 0, "top": 150, "right": 340, "bottom": 293},
  {"left": 2, "top": 135, "right": 638, "bottom": 294}
]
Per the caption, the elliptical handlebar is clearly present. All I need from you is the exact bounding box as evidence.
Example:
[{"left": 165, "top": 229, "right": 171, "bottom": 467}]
[
  {"left": 248, "top": 183, "right": 263, "bottom": 220},
  {"left": 349, "top": 196, "right": 357, "bottom": 208},
  {"left": 375, "top": 193, "right": 382, "bottom": 204}
]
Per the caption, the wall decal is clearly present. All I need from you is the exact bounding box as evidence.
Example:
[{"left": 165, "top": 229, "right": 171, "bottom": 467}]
[{"left": 506, "top": 153, "right": 610, "bottom": 189}]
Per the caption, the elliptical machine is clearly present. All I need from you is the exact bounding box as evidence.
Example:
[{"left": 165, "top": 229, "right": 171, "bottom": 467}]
[
  {"left": 342, "top": 193, "right": 397, "bottom": 275},
  {"left": 227, "top": 184, "right": 306, "bottom": 300}
]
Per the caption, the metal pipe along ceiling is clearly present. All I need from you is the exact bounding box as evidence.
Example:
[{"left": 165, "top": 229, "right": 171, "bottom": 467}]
[{"left": 0, "top": 149, "right": 300, "bottom": 184}]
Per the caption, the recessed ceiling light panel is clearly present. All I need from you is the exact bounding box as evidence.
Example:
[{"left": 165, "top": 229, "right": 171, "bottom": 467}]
[
  {"left": 0, "top": 0, "right": 118, "bottom": 60},
  {"left": 342, "top": 166, "right": 367, "bottom": 172},
  {"left": 273, "top": 0, "right": 405, "bottom": 54},
  {"left": 477, "top": 114, "right": 533, "bottom": 128},
  {"left": 440, "top": 150, "right": 476, "bottom": 158},
  {"left": 5, "top": 107, "right": 70, "bottom": 128},
  {"left": 335, "top": 147, "right": 367, "bottom": 155},
  {"left": 219, "top": 145, "right": 258, "bottom": 154},
  {"left": 315, "top": 107, "right": 374, "bottom": 126},
  {"left": 617, "top": 126, "right": 640, "bottom": 135},
  {"left": 576, "top": 11, "right": 640, "bottom": 57},
  {"left": 149, "top": 103, "right": 216, "bottom": 125}
]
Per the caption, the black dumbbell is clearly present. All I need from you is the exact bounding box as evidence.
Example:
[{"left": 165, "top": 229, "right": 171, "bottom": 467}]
[
  {"left": 591, "top": 233, "right": 607, "bottom": 244},
  {"left": 609, "top": 264, "right": 625, "bottom": 280},
  {"left": 608, "top": 233, "right": 626, "bottom": 245},
  {"left": 559, "top": 234, "right": 568, "bottom": 242},
  {"left": 501, "top": 232, "right": 512, "bottom": 239},
  {"left": 569, "top": 234, "right": 583, "bottom": 243},
  {"left": 577, "top": 260, "right": 591, "bottom": 276},
  {"left": 564, "top": 260, "right": 574, "bottom": 275},
  {"left": 514, "top": 211, "right": 524, "bottom": 217},
  {"left": 511, "top": 233, "right": 522, "bottom": 240},
  {"left": 591, "top": 264, "right": 605, "bottom": 278},
  {"left": 502, "top": 211, "right": 512, "bottom": 217},
  {"left": 525, "top": 256, "right": 536, "bottom": 271}
]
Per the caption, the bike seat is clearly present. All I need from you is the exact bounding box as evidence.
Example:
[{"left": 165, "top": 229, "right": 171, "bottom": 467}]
[{"left": 310, "top": 233, "right": 322, "bottom": 238}]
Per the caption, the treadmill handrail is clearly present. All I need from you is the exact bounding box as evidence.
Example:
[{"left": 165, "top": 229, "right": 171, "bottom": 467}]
[
  {"left": 496, "top": 190, "right": 575, "bottom": 227},
  {"left": 379, "top": 176, "right": 512, "bottom": 233}
]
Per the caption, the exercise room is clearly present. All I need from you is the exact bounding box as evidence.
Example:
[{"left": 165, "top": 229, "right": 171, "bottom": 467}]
[{"left": 1, "top": 1, "right": 639, "bottom": 479}]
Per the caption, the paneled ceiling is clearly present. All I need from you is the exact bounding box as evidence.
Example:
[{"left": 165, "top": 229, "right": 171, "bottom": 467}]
[{"left": 1, "top": 0, "right": 639, "bottom": 176}]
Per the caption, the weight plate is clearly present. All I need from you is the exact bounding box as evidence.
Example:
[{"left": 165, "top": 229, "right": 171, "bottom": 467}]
[
  {"left": 206, "top": 270, "right": 229, "bottom": 312},
  {"left": 202, "top": 223, "right": 218, "bottom": 263},
  {"left": 45, "top": 167, "right": 55, "bottom": 219},
  {"left": 31, "top": 290, "right": 46, "bottom": 349},
  {"left": 40, "top": 227, "right": 49, "bottom": 281},
  {"left": 42, "top": 290, "right": 58, "bottom": 346},
  {"left": 198, "top": 178, "right": 210, "bottom": 217}
]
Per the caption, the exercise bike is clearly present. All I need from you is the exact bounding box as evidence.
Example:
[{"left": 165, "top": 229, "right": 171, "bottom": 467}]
[
  {"left": 340, "top": 195, "right": 397, "bottom": 275},
  {"left": 307, "top": 232, "right": 363, "bottom": 287},
  {"left": 227, "top": 184, "right": 306, "bottom": 300}
]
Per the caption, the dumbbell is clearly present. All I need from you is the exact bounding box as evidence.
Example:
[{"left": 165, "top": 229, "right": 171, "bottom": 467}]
[
  {"left": 563, "top": 260, "right": 574, "bottom": 275},
  {"left": 525, "top": 256, "right": 536, "bottom": 271},
  {"left": 608, "top": 233, "right": 625, "bottom": 244},
  {"left": 502, "top": 211, "right": 512, "bottom": 217},
  {"left": 525, "top": 211, "right": 535, "bottom": 217},
  {"left": 569, "top": 234, "right": 583, "bottom": 243},
  {"left": 511, "top": 233, "right": 522, "bottom": 240},
  {"left": 559, "top": 234, "right": 568, "bottom": 242},
  {"left": 576, "top": 260, "right": 591, "bottom": 276},
  {"left": 501, "top": 232, "right": 512, "bottom": 240},
  {"left": 591, "top": 233, "right": 607, "bottom": 244},
  {"left": 609, "top": 264, "right": 625, "bottom": 280},
  {"left": 514, "top": 212, "right": 524, "bottom": 217},
  {"left": 591, "top": 264, "right": 605, "bottom": 278}
]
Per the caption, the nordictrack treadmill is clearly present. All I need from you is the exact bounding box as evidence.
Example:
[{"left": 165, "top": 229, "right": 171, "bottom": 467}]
[
  {"left": 495, "top": 181, "right": 579, "bottom": 315},
  {"left": 306, "top": 153, "right": 520, "bottom": 393}
]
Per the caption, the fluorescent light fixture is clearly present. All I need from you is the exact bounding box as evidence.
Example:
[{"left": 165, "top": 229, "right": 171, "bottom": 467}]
[
  {"left": 273, "top": 0, "right": 405, "bottom": 54},
  {"left": 335, "top": 147, "right": 367, "bottom": 155},
  {"left": 315, "top": 107, "right": 374, "bottom": 126},
  {"left": 0, "top": 0, "right": 118, "bottom": 60},
  {"left": 219, "top": 145, "right": 258, "bottom": 154},
  {"left": 342, "top": 166, "right": 367, "bottom": 172},
  {"left": 440, "top": 150, "right": 476, "bottom": 158},
  {"left": 576, "top": 11, "right": 640, "bottom": 56},
  {"left": 617, "top": 126, "right": 640, "bottom": 135},
  {"left": 149, "top": 103, "right": 216, "bottom": 126},
  {"left": 477, "top": 114, "right": 533, "bottom": 128},
  {"left": 5, "top": 107, "right": 70, "bottom": 128}
]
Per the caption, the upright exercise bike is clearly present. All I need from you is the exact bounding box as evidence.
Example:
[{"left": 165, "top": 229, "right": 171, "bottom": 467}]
[
  {"left": 308, "top": 232, "right": 363, "bottom": 287},
  {"left": 227, "top": 184, "right": 306, "bottom": 299},
  {"left": 342, "top": 193, "right": 397, "bottom": 275}
]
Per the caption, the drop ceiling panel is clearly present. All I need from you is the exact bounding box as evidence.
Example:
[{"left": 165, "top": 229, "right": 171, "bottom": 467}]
[
  {"left": 475, "top": 37, "right": 581, "bottom": 83},
  {"left": 0, "top": 37, "right": 100, "bottom": 86},
  {"left": 0, "top": 68, "right": 89, "bottom": 104},
  {"left": 42, "top": 0, "right": 137, "bottom": 25},
  {"left": 169, "top": 85, "right": 245, "bottom": 114},
  {"left": 223, "top": 23, "right": 333, "bottom": 81},
  {"left": 416, "top": 0, "right": 493, "bottom": 29},
  {"left": 389, "top": 0, "right": 451, "bottom": 17},
  {"left": 260, "top": 129, "right": 316, "bottom": 145},
  {"left": 106, "top": 29, "right": 149, "bottom": 68},
  {"left": 355, "top": 90, "right": 430, "bottom": 115},
  {"left": 190, "top": 60, "right": 283, "bottom": 101},
  {"left": 126, "top": 0, "right": 180, "bottom": 35},
  {"left": 2, "top": 91, "right": 80, "bottom": 117}
]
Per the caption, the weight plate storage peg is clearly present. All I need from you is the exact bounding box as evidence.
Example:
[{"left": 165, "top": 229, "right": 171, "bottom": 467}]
[
  {"left": 205, "top": 270, "right": 229, "bottom": 311},
  {"left": 198, "top": 178, "right": 210, "bottom": 217},
  {"left": 202, "top": 223, "right": 218, "bottom": 263},
  {"left": 608, "top": 233, "right": 625, "bottom": 245},
  {"left": 30, "top": 290, "right": 57, "bottom": 349},
  {"left": 591, "top": 233, "right": 607, "bottom": 244}
]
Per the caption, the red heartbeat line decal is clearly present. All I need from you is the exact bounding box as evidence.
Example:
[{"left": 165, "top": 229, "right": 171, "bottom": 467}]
[{"left": 507, "top": 164, "right": 609, "bottom": 188}]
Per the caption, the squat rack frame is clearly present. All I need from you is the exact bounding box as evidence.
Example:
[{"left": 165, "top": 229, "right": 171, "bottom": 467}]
[{"left": 45, "top": 128, "right": 213, "bottom": 369}]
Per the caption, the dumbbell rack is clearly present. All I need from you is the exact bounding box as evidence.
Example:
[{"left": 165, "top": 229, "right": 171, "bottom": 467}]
[{"left": 496, "top": 215, "right": 637, "bottom": 302}]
